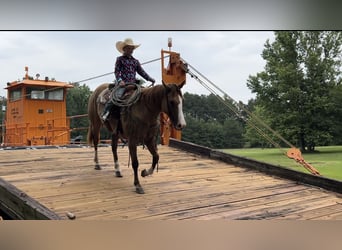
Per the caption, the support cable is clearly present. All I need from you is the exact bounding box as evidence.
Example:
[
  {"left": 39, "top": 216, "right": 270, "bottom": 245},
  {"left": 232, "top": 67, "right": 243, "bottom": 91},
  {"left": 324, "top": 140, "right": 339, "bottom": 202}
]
[
  {"left": 72, "top": 56, "right": 165, "bottom": 85},
  {"left": 181, "top": 57, "right": 320, "bottom": 175},
  {"left": 185, "top": 65, "right": 285, "bottom": 152}
]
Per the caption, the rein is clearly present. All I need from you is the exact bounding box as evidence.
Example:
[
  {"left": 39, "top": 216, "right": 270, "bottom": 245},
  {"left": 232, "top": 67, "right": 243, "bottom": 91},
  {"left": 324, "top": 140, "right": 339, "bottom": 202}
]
[{"left": 164, "top": 85, "right": 180, "bottom": 126}]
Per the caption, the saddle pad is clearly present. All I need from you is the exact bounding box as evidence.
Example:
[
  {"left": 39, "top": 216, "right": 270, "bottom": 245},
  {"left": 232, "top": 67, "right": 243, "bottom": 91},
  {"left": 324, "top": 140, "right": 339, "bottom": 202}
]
[{"left": 97, "top": 88, "right": 111, "bottom": 104}]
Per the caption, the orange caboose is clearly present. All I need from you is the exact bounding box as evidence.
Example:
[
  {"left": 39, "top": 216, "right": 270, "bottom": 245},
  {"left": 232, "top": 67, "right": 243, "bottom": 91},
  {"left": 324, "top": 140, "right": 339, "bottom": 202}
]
[{"left": 4, "top": 67, "right": 73, "bottom": 147}]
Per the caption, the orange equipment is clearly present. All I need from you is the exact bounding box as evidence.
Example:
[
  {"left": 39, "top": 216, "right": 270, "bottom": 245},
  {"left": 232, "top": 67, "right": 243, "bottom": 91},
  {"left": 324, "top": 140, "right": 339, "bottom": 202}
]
[
  {"left": 160, "top": 38, "right": 187, "bottom": 145},
  {"left": 4, "top": 67, "right": 73, "bottom": 146},
  {"left": 287, "top": 148, "right": 320, "bottom": 175}
]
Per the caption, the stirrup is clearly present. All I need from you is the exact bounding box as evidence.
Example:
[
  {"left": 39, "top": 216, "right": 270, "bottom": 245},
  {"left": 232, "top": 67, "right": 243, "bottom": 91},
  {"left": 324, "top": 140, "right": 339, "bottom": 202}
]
[{"left": 101, "top": 111, "right": 110, "bottom": 121}]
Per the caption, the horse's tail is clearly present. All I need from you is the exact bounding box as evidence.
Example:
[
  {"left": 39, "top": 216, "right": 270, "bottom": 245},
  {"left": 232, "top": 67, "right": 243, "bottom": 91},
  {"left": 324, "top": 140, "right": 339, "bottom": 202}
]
[
  {"left": 87, "top": 88, "right": 97, "bottom": 146},
  {"left": 87, "top": 83, "right": 109, "bottom": 146},
  {"left": 87, "top": 124, "right": 94, "bottom": 145}
]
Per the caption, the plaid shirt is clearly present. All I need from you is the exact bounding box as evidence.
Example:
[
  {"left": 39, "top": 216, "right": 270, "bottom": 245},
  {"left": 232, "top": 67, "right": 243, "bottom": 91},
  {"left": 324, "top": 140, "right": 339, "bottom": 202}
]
[{"left": 114, "top": 55, "right": 154, "bottom": 83}]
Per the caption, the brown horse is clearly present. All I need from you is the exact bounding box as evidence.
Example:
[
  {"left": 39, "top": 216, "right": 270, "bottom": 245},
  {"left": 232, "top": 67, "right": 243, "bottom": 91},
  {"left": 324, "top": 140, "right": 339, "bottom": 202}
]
[{"left": 87, "top": 82, "right": 186, "bottom": 194}]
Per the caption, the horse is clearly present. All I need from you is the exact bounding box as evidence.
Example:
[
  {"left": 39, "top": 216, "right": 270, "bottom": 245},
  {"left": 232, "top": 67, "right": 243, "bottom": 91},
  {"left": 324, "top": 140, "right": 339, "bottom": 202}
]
[{"left": 87, "top": 82, "right": 186, "bottom": 194}]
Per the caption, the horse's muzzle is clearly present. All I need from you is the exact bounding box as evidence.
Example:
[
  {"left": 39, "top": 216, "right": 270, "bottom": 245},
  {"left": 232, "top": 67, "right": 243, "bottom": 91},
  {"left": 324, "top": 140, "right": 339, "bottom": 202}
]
[{"left": 174, "top": 122, "right": 186, "bottom": 130}]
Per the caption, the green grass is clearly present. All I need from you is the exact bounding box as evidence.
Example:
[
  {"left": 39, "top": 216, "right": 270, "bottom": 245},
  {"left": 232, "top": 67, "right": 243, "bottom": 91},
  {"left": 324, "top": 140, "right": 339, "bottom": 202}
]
[{"left": 222, "top": 146, "right": 342, "bottom": 181}]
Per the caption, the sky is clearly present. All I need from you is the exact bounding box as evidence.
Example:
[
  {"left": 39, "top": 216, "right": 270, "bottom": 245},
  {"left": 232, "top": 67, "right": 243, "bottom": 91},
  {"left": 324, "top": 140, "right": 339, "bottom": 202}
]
[{"left": 0, "top": 31, "right": 275, "bottom": 104}]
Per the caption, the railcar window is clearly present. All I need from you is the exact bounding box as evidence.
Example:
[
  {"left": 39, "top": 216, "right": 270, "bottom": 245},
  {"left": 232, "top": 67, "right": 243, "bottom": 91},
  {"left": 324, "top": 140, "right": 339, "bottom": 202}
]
[
  {"left": 31, "top": 90, "right": 45, "bottom": 99},
  {"left": 9, "top": 89, "right": 22, "bottom": 101},
  {"left": 26, "top": 87, "right": 64, "bottom": 100},
  {"left": 47, "top": 89, "right": 63, "bottom": 100}
]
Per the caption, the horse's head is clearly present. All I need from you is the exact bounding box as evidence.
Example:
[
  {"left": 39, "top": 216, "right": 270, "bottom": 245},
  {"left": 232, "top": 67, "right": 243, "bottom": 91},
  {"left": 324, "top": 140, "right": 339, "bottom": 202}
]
[{"left": 162, "top": 81, "right": 186, "bottom": 130}]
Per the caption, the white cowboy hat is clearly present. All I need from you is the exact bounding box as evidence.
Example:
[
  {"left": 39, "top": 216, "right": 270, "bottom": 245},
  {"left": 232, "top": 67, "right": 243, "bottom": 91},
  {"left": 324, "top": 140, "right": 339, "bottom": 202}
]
[{"left": 116, "top": 38, "right": 141, "bottom": 53}]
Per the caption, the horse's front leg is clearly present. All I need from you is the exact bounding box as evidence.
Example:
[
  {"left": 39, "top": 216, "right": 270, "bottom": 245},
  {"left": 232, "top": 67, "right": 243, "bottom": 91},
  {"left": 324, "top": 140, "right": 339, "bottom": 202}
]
[
  {"left": 111, "top": 132, "right": 122, "bottom": 177},
  {"left": 141, "top": 138, "right": 159, "bottom": 177},
  {"left": 129, "top": 143, "right": 144, "bottom": 194}
]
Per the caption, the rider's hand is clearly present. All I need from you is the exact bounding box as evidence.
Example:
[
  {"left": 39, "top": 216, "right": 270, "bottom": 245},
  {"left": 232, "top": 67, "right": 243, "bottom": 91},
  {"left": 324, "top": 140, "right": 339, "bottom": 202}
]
[
  {"left": 150, "top": 78, "right": 155, "bottom": 86},
  {"left": 119, "top": 80, "right": 126, "bottom": 86}
]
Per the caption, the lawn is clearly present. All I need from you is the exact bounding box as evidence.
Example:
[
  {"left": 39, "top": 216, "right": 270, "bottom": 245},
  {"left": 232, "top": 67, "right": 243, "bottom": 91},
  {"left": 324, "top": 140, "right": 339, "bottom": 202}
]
[{"left": 222, "top": 146, "right": 342, "bottom": 181}]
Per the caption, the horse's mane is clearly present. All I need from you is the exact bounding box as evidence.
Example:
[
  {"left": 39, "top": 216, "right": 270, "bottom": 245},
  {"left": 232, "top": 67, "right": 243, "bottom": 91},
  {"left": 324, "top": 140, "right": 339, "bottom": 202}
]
[{"left": 139, "top": 84, "right": 165, "bottom": 108}]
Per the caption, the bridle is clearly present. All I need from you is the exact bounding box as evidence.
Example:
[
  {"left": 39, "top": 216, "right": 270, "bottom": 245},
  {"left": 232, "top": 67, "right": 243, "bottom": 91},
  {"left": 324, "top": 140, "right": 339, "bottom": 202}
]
[{"left": 164, "top": 84, "right": 182, "bottom": 130}]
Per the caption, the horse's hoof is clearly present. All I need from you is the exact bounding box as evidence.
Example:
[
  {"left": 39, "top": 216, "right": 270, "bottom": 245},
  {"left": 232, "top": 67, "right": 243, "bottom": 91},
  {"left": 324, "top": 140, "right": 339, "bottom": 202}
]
[
  {"left": 94, "top": 165, "right": 101, "bottom": 170},
  {"left": 141, "top": 169, "right": 148, "bottom": 177},
  {"left": 115, "top": 171, "right": 123, "bottom": 178},
  {"left": 135, "top": 186, "right": 145, "bottom": 194}
]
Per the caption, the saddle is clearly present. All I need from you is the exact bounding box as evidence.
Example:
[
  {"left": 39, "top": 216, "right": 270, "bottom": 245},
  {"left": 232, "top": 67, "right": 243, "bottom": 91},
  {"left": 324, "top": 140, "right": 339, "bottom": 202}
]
[
  {"left": 98, "top": 87, "right": 111, "bottom": 104},
  {"left": 98, "top": 82, "right": 141, "bottom": 107}
]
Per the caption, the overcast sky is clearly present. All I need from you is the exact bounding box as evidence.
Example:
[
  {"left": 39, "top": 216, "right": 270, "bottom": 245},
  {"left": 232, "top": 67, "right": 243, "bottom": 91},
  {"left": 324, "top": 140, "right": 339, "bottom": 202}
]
[{"left": 0, "top": 31, "right": 275, "bottom": 103}]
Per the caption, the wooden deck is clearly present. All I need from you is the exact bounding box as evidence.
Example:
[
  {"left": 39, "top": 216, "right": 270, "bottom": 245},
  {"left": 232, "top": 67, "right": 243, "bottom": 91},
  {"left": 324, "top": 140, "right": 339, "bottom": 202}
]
[{"left": 1, "top": 143, "right": 342, "bottom": 220}]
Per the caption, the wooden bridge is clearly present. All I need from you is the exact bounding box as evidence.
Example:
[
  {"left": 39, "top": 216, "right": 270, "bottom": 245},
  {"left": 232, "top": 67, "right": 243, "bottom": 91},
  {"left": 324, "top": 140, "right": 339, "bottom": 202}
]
[{"left": 0, "top": 140, "right": 342, "bottom": 220}]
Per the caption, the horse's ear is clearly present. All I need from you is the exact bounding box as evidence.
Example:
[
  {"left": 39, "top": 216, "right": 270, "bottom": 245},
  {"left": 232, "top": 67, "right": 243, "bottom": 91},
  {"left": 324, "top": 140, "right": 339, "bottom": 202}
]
[
  {"left": 162, "top": 80, "right": 172, "bottom": 92},
  {"left": 178, "top": 80, "right": 186, "bottom": 89},
  {"left": 162, "top": 80, "right": 185, "bottom": 90}
]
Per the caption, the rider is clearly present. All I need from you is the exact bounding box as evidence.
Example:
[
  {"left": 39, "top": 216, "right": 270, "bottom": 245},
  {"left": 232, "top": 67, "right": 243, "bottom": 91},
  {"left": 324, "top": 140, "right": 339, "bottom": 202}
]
[{"left": 101, "top": 38, "right": 156, "bottom": 122}]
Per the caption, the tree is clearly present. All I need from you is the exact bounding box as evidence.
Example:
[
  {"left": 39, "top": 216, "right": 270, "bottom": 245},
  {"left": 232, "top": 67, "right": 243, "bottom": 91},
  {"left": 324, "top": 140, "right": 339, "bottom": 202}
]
[
  {"left": 66, "top": 83, "right": 92, "bottom": 139},
  {"left": 247, "top": 31, "right": 342, "bottom": 152},
  {"left": 182, "top": 92, "right": 245, "bottom": 148},
  {"left": 330, "top": 84, "right": 342, "bottom": 144},
  {"left": 183, "top": 92, "right": 241, "bottom": 123}
]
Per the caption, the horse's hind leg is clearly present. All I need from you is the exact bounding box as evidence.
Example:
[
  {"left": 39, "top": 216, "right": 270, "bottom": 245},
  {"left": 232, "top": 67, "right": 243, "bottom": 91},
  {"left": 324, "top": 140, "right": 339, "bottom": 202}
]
[
  {"left": 129, "top": 143, "right": 144, "bottom": 194},
  {"left": 111, "top": 132, "right": 123, "bottom": 177},
  {"left": 91, "top": 125, "right": 101, "bottom": 170},
  {"left": 141, "top": 138, "right": 159, "bottom": 177}
]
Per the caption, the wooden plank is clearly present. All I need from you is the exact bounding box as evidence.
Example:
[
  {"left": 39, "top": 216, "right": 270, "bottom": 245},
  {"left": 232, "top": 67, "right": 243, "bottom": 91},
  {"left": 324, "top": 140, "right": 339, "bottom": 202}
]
[
  {"left": 279, "top": 202, "right": 342, "bottom": 220},
  {"left": 0, "top": 177, "right": 61, "bottom": 220},
  {"left": 1, "top": 144, "right": 342, "bottom": 220},
  {"left": 169, "top": 139, "right": 342, "bottom": 194},
  {"left": 46, "top": 180, "right": 299, "bottom": 220}
]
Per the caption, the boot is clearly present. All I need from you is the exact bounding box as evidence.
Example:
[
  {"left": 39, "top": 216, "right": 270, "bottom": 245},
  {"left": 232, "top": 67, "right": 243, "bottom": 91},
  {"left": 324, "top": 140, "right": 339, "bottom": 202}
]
[
  {"left": 101, "top": 110, "right": 110, "bottom": 121},
  {"left": 101, "top": 101, "right": 114, "bottom": 122}
]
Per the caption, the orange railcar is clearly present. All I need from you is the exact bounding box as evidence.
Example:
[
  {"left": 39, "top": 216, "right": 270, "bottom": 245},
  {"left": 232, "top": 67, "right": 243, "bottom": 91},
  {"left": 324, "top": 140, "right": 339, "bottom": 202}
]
[{"left": 4, "top": 67, "right": 73, "bottom": 146}]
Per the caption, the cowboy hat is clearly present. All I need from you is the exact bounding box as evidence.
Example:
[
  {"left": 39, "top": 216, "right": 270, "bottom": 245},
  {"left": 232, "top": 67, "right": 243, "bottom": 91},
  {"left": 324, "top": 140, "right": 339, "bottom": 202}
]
[{"left": 116, "top": 38, "right": 140, "bottom": 53}]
